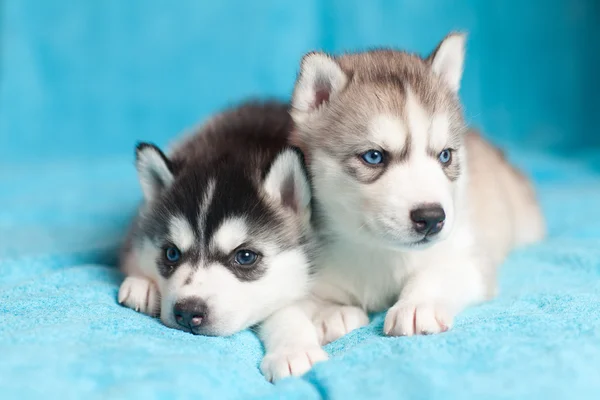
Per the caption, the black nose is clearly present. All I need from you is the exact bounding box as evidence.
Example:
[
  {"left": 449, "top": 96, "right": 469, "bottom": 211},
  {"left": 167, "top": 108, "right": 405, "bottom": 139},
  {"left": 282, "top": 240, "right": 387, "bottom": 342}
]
[
  {"left": 410, "top": 204, "right": 446, "bottom": 235},
  {"left": 173, "top": 297, "right": 207, "bottom": 330}
]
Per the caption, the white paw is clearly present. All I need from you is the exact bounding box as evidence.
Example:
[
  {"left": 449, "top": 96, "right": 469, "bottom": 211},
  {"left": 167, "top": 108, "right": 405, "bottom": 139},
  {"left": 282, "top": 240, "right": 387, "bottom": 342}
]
[
  {"left": 260, "top": 346, "right": 328, "bottom": 382},
  {"left": 383, "top": 303, "right": 452, "bottom": 336},
  {"left": 118, "top": 276, "right": 160, "bottom": 317},
  {"left": 315, "top": 305, "right": 369, "bottom": 345}
]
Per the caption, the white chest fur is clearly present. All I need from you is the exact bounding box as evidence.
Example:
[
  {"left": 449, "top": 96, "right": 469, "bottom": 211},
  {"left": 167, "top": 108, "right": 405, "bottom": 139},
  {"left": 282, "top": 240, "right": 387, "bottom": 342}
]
[{"left": 311, "top": 212, "right": 478, "bottom": 313}]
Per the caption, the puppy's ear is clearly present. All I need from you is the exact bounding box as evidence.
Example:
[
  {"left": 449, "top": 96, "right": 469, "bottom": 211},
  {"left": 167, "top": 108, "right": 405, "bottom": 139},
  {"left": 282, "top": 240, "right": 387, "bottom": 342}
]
[
  {"left": 291, "top": 52, "right": 348, "bottom": 123},
  {"left": 426, "top": 32, "right": 466, "bottom": 93},
  {"left": 135, "top": 142, "right": 175, "bottom": 202},
  {"left": 263, "top": 148, "right": 311, "bottom": 215}
]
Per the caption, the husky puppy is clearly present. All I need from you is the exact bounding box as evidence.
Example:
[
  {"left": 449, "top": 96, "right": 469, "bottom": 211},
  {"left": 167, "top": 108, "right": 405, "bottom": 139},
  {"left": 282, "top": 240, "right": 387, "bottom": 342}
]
[
  {"left": 260, "top": 33, "right": 545, "bottom": 381},
  {"left": 118, "top": 101, "right": 314, "bottom": 337}
]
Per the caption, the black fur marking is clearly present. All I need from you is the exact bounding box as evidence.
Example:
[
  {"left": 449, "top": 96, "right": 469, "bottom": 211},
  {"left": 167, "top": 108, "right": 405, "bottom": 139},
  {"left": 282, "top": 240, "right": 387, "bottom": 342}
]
[
  {"left": 158, "top": 261, "right": 177, "bottom": 279},
  {"left": 212, "top": 249, "right": 266, "bottom": 282},
  {"left": 204, "top": 168, "right": 267, "bottom": 243},
  {"left": 155, "top": 242, "right": 191, "bottom": 278},
  {"left": 131, "top": 100, "right": 313, "bottom": 283}
]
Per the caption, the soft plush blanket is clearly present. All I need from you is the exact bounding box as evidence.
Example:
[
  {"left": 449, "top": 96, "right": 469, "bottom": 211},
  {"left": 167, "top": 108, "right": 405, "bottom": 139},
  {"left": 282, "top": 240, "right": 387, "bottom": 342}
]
[{"left": 2, "top": 149, "right": 600, "bottom": 399}]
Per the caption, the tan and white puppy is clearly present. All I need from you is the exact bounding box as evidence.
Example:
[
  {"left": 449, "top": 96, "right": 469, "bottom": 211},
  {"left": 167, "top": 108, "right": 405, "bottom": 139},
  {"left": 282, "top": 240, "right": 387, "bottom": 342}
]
[{"left": 260, "top": 33, "right": 545, "bottom": 381}]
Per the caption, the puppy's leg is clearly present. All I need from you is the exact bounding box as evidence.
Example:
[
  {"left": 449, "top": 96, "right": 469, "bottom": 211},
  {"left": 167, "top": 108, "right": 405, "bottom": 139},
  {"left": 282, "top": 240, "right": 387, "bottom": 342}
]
[
  {"left": 118, "top": 276, "right": 160, "bottom": 317},
  {"left": 259, "top": 300, "right": 328, "bottom": 382},
  {"left": 384, "top": 253, "right": 489, "bottom": 336},
  {"left": 314, "top": 304, "right": 369, "bottom": 345}
]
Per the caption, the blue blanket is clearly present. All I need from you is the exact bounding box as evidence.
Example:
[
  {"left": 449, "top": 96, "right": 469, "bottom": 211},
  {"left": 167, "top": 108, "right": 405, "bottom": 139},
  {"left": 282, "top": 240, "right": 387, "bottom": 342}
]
[{"left": 2, "top": 1, "right": 600, "bottom": 399}]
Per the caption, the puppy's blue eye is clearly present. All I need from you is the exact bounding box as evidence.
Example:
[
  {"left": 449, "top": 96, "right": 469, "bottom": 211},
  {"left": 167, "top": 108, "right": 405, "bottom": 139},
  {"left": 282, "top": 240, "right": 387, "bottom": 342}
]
[
  {"left": 438, "top": 149, "right": 452, "bottom": 165},
  {"left": 165, "top": 246, "right": 181, "bottom": 263},
  {"left": 234, "top": 249, "right": 258, "bottom": 266},
  {"left": 361, "top": 150, "right": 384, "bottom": 165}
]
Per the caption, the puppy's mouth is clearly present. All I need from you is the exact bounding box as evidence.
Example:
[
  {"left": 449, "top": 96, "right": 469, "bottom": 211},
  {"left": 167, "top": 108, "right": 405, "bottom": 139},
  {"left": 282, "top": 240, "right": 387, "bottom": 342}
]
[
  {"left": 161, "top": 314, "right": 210, "bottom": 336},
  {"left": 167, "top": 321, "right": 218, "bottom": 336},
  {"left": 360, "top": 216, "right": 451, "bottom": 251},
  {"left": 406, "top": 237, "right": 435, "bottom": 248},
  {"left": 381, "top": 230, "right": 442, "bottom": 250},
  {"left": 187, "top": 326, "right": 204, "bottom": 336},
  {"left": 365, "top": 223, "right": 435, "bottom": 249},
  {"left": 167, "top": 317, "right": 240, "bottom": 337},
  {"left": 370, "top": 234, "right": 435, "bottom": 251}
]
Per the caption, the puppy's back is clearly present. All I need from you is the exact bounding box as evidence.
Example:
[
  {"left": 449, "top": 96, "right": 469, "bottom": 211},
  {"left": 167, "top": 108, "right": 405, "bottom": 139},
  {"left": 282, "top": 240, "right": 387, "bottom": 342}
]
[{"left": 467, "top": 131, "right": 545, "bottom": 266}]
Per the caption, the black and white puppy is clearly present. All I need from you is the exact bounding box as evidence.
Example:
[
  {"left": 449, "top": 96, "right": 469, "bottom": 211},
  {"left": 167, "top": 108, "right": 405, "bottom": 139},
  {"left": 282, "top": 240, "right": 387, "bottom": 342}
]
[{"left": 118, "top": 101, "right": 314, "bottom": 337}]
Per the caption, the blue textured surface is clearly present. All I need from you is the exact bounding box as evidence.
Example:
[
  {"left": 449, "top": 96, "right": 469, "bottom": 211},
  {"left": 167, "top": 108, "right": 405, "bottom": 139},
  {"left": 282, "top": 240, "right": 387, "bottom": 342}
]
[{"left": 2, "top": 1, "right": 600, "bottom": 399}]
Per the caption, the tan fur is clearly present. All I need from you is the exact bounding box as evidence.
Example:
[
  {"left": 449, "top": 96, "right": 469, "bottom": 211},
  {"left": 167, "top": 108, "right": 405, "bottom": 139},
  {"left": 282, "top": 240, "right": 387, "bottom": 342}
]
[{"left": 466, "top": 130, "right": 545, "bottom": 269}]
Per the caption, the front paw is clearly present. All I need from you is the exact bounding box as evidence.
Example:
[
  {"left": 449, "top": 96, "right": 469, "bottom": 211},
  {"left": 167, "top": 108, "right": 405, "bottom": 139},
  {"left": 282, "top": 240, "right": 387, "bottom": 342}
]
[
  {"left": 315, "top": 305, "right": 369, "bottom": 345},
  {"left": 118, "top": 276, "right": 160, "bottom": 317},
  {"left": 384, "top": 303, "right": 452, "bottom": 336},
  {"left": 260, "top": 346, "right": 328, "bottom": 382}
]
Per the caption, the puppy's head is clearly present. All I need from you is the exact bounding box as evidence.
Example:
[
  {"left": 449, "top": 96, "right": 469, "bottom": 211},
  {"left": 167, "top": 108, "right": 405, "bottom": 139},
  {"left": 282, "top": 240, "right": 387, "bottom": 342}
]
[
  {"left": 291, "top": 33, "right": 468, "bottom": 250},
  {"left": 132, "top": 144, "right": 312, "bottom": 336}
]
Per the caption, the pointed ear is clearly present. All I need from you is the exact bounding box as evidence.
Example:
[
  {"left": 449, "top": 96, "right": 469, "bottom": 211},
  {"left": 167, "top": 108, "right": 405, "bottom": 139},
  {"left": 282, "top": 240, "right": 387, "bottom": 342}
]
[
  {"left": 263, "top": 148, "right": 311, "bottom": 215},
  {"left": 291, "top": 52, "right": 348, "bottom": 120},
  {"left": 427, "top": 33, "right": 466, "bottom": 93},
  {"left": 135, "top": 142, "right": 175, "bottom": 202}
]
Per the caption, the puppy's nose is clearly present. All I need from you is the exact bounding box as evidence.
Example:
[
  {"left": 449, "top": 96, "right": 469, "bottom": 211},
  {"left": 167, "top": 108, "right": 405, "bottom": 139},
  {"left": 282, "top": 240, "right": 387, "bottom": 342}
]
[
  {"left": 410, "top": 204, "right": 445, "bottom": 235},
  {"left": 173, "top": 297, "right": 207, "bottom": 330}
]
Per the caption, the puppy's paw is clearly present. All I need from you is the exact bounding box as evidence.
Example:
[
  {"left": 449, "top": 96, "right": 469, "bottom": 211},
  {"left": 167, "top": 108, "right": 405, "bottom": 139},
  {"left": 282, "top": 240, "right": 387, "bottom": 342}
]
[
  {"left": 260, "top": 346, "right": 328, "bottom": 382},
  {"left": 315, "top": 305, "right": 369, "bottom": 345},
  {"left": 383, "top": 303, "right": 452, "bottom": 337},
  {"left": 118, "top": 276, "right": 160, "bottom": 317}
]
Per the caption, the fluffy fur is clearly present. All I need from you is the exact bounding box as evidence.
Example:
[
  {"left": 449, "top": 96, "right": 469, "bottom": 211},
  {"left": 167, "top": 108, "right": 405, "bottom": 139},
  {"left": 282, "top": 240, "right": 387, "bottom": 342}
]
[
  {"left": 260, "top": 33, "right": 545, "bottom": 381},
  {"left": 118, "top": 101, "right": 315, "bottom": 337}
]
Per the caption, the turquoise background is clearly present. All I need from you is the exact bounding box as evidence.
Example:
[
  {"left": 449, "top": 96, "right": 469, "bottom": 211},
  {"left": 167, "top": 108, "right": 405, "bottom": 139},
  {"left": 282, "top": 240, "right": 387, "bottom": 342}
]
[{"left": 2, "top": 0, "right": 599, "bottom": 165}]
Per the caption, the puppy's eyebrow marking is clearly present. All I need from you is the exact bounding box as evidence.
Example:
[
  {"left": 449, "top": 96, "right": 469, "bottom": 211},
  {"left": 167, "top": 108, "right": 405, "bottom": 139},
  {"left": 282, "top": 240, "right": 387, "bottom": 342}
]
[
  {"left": 169, "top": 216, "right": 195, "bottom": 251},
  {"left": 428, "top": 112, "right": 450, "bottom": 151},
  {"left": 367, "top": 114, "right": 407, "bottom": 153},
  {"left": 210, "top": 217, "right": 248, "bottom": 255}
]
